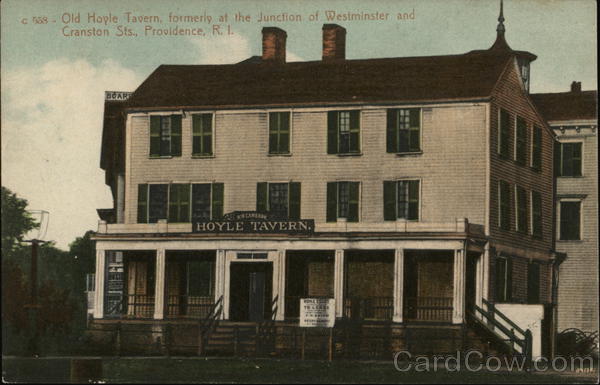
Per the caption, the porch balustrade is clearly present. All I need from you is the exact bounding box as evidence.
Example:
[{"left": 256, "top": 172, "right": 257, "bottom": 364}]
[
  {"left": 404, "top": 296, "right": 453, "bottom": 322},
  {"left": 166, "top": 295, "right": 215, "bottom": 318},
  {"left": 343, "top": 297, "right": 394, "bottom": 321}
]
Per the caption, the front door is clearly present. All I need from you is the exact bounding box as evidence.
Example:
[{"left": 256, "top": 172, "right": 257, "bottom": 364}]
[{"left": 229, "top": 263, "right": 273, "bottom": 321}]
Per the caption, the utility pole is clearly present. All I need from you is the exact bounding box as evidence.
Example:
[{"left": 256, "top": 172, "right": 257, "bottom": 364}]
[{"left": 24, "top": 239, "right": 43, "bottom": 356}]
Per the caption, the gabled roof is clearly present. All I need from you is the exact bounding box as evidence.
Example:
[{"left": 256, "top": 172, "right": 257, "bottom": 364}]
[
  {"left": 531, "top": 90, "right": 598, "bottom": 122},
  {"left": 125, "top": 51, "right": 515, "bottom": 110}
]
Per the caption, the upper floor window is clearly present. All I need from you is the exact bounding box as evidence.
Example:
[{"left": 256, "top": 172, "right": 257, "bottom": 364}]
[
  {"left": 495, "top": 256, "right": 513, "bottom": 303},
  {"left": 192, "top": 114, "right": 213, "bottom": 157},
  {"left": 269, "top": 112, "right": 291, "bottom": 155},
  {"left": 150, "top": 115, "right": 181, "bottom": 157},
  {"left": 559, "top": 200, "right": 581, "bottom": 240},
  {"left": 383, "top": 180, "right": 420, "bottom": 221},
  {"left": 527, "top": 261, "right": 540, "bottom": 304},
  {"left": 498, "top": 109, "right": 511, "bottom": 158},
  {"left": 498, "top": 180, "right": 511, "bottom": 230},
  {"left": 515, "top": 117, "right": 528, "bottom": 165},
  {"left": 256, "top": 182, "right": 301, "bottom": 220},
  {"left": 531, "top": 125, "right": 542, "bottom": 170},
  {"left": 531, "top": 191, "right": 543, "bottom": 238},
  {"left": 556, "top": 142, "right": 582, "bottom": 177},
  {"left": 137, "top": 182, "right": 223, "bottom": 223},
  {"left": 515, "top": 185, "right": 528, "bottom": 234},
  {"left": 387, "top": 108, "right": 421, "bottom": 153},
  {"left": 328, "top": 110, "right": 360, "bottom": 154},
  {"left": 327, "top": 181, "right": 359, "bottom": 222}
]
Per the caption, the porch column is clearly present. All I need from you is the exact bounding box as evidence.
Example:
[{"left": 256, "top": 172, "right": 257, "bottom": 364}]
[
  {"left": 275, "top": 250, "right": 286, "bottom": 321},
  {"left": 452, "top": 248, "right": 466, "bottom": 324},
  {"left": 94, "top": 249, "right": 106, "bottom": 319},
  {"left": 481, "top": 243, "right": 490, "bottom": 303},
  {"left": 334, "top": 249, "right": 345, "bottom": 318},
  {"left": 214, "top": 250, "right": 226, "bottom": 320},
  {"left": 153, "top": 248, "right": 166, "bottom": 319},
  {"left": 393, "top": 249, "right": 405, "bottom": 323}
]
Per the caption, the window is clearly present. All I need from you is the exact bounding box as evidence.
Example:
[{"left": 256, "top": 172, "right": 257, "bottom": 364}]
[
  {"left": 187, "top": 260, "right": 214, "bottom": 297},
  {"left": 192, "top": 114, "right": 213, "bottom": 156},
  {"left": 498, "top": 109, "right": 511, "bottom": 158},
  {"left": 327, "top": 110, "right": 360, "bottom": 154},
  {"left": 515, "top": 185, "right": 528, "bottom": 233},
  {"left": 387, "top": 108, "right": 421, "bottom": 153},
  {"left": 515, "top": 117, "right": 528, "bottom": 165},
  {"left": 495, "top": 256, "right": 513, "bottom": 303},
  {"left": 137, "top": 183, "right": 223, "bottom": 223},
  {"left": 256, "top": 182, "right": 301, "bottom": 220},
  {"left": 527, "top": 262, "right": 540, "bottom": 304},
  {"left": 269, "top": 112, "right": 290, "bottom": 154},
  {"left": 498, "top": 180, "right": 511, "bottom": 230},
  {"left": 237, "top": 252, "right": 268, "bottom": 260},
  {"left": 531, "top": 125, "right": 542, "bottom": 170},
  {"left": 559, "top": 200, "right": 581, "bottom": 240},
  {"left": 169, "top": 184, "right": 190, "bottom": 223},
  {"left": 326, "top": 182, "right": 359, "bottom": 222},
  {"left": 383, "top": 180, "right": 420, "bottom": 220},
  {"left": 150, "top": 115, "right": 182, "bottom": 157},
  {"left": 531, "top": 191, "right": 543, "bottom": 238},
  {"left": 557, "top": 142, "right": 582, "bottom": 177}
]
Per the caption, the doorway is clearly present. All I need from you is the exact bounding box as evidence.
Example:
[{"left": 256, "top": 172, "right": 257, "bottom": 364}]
[{"left": 229, "top": 263, "right": 273, "bottom": 322}]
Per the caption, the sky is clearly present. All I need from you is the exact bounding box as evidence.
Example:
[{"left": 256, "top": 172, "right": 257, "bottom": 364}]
[{"left": 1, "top": 0, "right": 597, "bottom": 249}]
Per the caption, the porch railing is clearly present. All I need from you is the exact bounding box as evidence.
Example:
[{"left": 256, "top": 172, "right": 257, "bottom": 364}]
[
  {"left": 166, "top": 295, "right": 214, "bottom": 319},
  {"left": 343, "top": 297, "right": 394, "bottom": 321},
  {"left": 104, "top": 294, "right": 155, "bottom": 318},
  {"left": 404, "top": 296, "right": 453, "bottom": 322}
]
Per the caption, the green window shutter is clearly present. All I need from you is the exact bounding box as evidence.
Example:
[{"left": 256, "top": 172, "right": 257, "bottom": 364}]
[
  {"left": 171, "top": 115, "right": 182, "bottom": 157},
  {"left": 349, "top": 110, "right": 360, "bottom": 153},
  {"left": 532, "top": 126, "right": 542, "bottom": 170},
  {"left": 532, "top": 191, "right": 542, "bottom": 237},
  {"left": 269, "top": 112, "right": 278, "bottom": 154},
  {"left": 150, "top": 117, "right": 161, "bottom": 157},
  {"left": 409, "top": 109, "right": 421, "bottom": 151},
  {"left": 137, "top": 184, "right": 148, "bottom": 223},
  {"left": 168, "top": 184, "right": 189, "bottom": 222},
  {"left": 211, "top": 183, "right": 224, "bottom": 219},
  {"left": 571, "top": 143, "right": 582, "bottom": 176},
  {"left": 347, "top": 182, "right": 360, "bottom": 222},
  {"left": 168, "top": 184, "right": 178, "bottom": 222},
  {"left": 288, "top": 182, "right": 301, "bottom": 220},
  {"left": 386, "top": 109, "right": 398, "bottom": 153},
  {"left": 527, "top": 262, "right": 540, "bottom": 304},
  {"left": 326, "top": 182, "right": 338, "bottom": 222},
  {"left": 203, "top": 114, "right": 213, "bottom": 156},
  {"left": 256, "top": 182, "right": 268, "bottom": 213},
  {"left": 408, "top": 180, "right": 420, "bottom": 220},
  {"left": 495, "top": 258, "right": 506, "bottom": 302},
  {"left": 516, "top": 117, "right": 527, "bottom": 165},
  {"left": 499, "top": 109, "right": 510, "bottom": 157},
  {"left": 279, "top": 112, "right": 290, "bottom": 154},
  {"left": 327, "top": 111, "right": 338, "bottom": 154},
  {"left": 554, "top": 142, "right": 561, "bottom": 177},
  {"left": 383, "top": 181, "right": 397, "bottom": 221}
]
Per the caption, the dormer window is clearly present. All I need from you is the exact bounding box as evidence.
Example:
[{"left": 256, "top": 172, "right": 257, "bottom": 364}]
[{"left": 519, "top": 62, "right": 530, "bottom": 92}]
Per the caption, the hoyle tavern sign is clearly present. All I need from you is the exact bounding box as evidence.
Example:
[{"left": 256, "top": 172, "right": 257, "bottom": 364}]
[{"left": 193, "top": 211, "right": 315, "bottom": 234}]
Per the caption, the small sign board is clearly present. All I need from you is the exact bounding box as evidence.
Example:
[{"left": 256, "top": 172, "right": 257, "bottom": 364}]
[
  {"left": 299, "top": 298, "right": 335, "bottom": 327},
  {"left": 105, "top": 91, "right": 132, "bottom": 101}
]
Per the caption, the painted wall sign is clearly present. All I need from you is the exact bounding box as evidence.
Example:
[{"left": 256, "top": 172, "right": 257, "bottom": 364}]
[
  {"left": 193, "top": 211, "right": 314, "bottom": 234},
  {"left": 299, "top": 298, "right": 335, "bottom": 327}
]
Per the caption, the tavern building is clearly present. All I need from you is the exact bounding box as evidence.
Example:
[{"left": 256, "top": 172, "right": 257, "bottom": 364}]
[{"left": 92, "top": 5, "right": 564, "bottom": 357}]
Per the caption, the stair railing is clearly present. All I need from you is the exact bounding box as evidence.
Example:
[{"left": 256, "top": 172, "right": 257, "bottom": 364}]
[
  {"left": 469, "top": 298, "right": 532, "bottom": 368},
  {"left": 197, "top": 295, "right": 223, "bottom": 355}
]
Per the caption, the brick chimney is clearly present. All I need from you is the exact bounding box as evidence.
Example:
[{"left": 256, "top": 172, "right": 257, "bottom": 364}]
[
  {"left": 571, "top": 81, "right": 582, "bottom": 93},
  {"left": 262, "top": 27, "right": 287, "bottom": 63},
  {"left": 322, "top": 24, "right": 346, "bottom": 61}
]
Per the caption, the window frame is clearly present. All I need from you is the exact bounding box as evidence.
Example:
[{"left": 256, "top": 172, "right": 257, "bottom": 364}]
[
  {"left": 326, "top": 181, "right": 361, "bottom": 222},
  {"left": 530, "top": 190, "right": 543, "bottom": 238},
  {"left": 256, "top": 181, "right": 301, "bottom": 220},
  {"left": 557, "top": 140, "right": 584, "bottom": 177},
  {"left": 149, "top": 114, "right": 182, "bottom": 158},
  {"left": 327, "top": 110, "right": 362, "bottom": 155},
  {"left": 495, "top": 256, "right": 513, "bottom": 303},
  {"left": 515, "top": 116, "right": 528, "bottom": 165},
  {"left": 386, "top": 108, "right": 422, "bottom": 154},
  {"left": 497, "top": 108, "right": 511, "bottom": 158},
  {"left": 515, "top": 185, "right": 528, "bottom": 234},
  {"left": 191, "top": 112, "right": 215, "bottom": 158},
  {"left": 497, "top": 180, "right": 511, "bottom": 230},
  {"left": 383, "top": 179, "right": 421, "bottom": 221},
  {"left": 267, "top": 110, "right": 292, "bottom": 156},
  {"left": 557, "top": 198, "right": 583, "bottom": 241}
]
